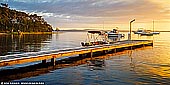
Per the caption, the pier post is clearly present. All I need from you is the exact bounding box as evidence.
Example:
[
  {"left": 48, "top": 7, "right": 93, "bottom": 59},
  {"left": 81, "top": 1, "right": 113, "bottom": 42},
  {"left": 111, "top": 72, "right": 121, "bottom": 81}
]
[
  {"left": 51, "top": 57, "right": 56, "bottom": 66},
  {"left": 114, "top": 49, "right": 117, "bottom": 53},
  {"left": 151, "top": 43, "right": 153, "bottom": 47},
  {"left": 79, "top": 54, "right": 84, "bottom": 58},
  {"left": 79, "top": 54, "right": 82, "bottom": 57},
  {"left": 42, "top": 59, "right": 47, "bottom": 64},
  {"left": 131, "top": 46, "right": 133, "bottom": 50},
  {"left": 129, "top": 19, "right": 135, "bottom": 40},
  {"left": 90, "top": 50, "right": 93, "bottom": 58},
  {"left": 103, "top": 50, "right": 107, "bottom": 54},
  {"left": 85, "top": 50, "right": 93, "bottom": 58}
]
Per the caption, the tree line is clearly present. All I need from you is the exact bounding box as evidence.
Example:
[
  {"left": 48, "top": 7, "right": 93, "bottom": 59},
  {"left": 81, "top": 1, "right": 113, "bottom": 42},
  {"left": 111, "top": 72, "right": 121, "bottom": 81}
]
[{"left": 0, "top": 4, "right": 53, "bottom": 33}]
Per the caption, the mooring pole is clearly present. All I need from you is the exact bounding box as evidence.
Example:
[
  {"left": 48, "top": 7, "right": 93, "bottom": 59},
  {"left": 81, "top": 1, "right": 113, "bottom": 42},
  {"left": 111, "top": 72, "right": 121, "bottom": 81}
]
[
  {"left": 129, "top": 19, "right": 135, "bottom": 40},
  {"left": 51, "top": 57, "right": 56, "bottom": 66},
  {"left": 42, "top": 59, "right": 47, "bottom": 64}
]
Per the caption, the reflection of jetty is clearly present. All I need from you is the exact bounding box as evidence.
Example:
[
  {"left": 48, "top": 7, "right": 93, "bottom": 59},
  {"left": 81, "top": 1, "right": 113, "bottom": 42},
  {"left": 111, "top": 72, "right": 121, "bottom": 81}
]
[
  {"left": 0, "top": 40, "right": 153, "bottom": 67},
  {"left": 0, "top": 46, "right": 152, "bottom": 81}
]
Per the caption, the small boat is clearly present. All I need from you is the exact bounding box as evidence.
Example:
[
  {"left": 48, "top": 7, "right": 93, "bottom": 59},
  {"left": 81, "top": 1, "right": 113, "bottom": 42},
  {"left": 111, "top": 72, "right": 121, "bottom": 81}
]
[
  {"left": 107, "top": 29, "right": 125, "bottom": 38},
  {"left": 81, "top": 31, "right": 109, "bottom": 46},
  {"left": 133, "top": 28, "right": 145, "bottom": 34},
  {"left": 140, "top": 30, "right": 153, "bottom": 36},
  {"left": 150, "top": 31, "right": 160, "bottom": 34},
  {"left": 134, "top": 28, "right": 160, "bottom": 35},
  {"left": 141, "top": 32, "right": 153, "bottom": 36}
]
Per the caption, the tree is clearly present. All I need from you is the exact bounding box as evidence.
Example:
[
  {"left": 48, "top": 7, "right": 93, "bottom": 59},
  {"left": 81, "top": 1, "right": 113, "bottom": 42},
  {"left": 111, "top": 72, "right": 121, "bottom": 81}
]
[{"left": 0, "top": 5, "right": 53, "bottom": 33}]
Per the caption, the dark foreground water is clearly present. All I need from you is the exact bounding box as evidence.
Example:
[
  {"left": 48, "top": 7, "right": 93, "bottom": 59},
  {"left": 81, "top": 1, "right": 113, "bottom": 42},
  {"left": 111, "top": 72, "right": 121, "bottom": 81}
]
[{"left": 0, "top": 32, "right": 170, "bottom": 85}]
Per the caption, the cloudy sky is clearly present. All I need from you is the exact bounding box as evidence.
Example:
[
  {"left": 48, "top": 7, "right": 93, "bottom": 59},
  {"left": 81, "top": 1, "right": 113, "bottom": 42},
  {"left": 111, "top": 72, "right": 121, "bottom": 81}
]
[{"left": 1, "top": 0, "right": 170, "bottom": 30}]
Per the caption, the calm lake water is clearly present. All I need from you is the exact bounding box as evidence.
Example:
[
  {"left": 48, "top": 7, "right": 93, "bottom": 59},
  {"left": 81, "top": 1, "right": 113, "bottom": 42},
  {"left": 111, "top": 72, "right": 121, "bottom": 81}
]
[{"left": 1, "top": 32, "right": 170, "bottom": 85}]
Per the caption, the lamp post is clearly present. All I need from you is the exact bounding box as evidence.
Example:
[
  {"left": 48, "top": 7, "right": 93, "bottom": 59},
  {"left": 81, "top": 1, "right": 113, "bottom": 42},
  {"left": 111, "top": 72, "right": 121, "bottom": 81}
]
[{"left": 129, "top": 19, "right": 135, "bottom": 40}]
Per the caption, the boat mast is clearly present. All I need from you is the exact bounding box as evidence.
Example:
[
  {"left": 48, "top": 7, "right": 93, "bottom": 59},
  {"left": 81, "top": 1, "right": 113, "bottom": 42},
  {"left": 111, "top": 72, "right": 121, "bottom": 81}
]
[{"left": 153, "top": 20, "right": 154, "bottom": 32}]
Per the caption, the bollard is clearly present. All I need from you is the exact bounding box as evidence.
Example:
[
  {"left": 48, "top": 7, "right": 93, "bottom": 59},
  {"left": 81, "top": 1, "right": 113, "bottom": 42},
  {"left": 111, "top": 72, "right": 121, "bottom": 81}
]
[{"left": 128, "top": 32, "right": 131, "bottom": 40}]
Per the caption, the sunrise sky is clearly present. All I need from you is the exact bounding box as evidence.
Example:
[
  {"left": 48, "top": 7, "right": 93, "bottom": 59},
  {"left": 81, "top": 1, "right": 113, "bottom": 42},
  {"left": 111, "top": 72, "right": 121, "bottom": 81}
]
[{"left": 1, "top": 0, "right": 170, "bottom": 31}]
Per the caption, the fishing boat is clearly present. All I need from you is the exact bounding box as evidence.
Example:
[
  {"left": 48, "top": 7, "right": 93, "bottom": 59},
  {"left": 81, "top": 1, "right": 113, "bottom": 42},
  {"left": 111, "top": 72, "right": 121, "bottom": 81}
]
[
  {"left": 134, "top": 20, "right": 160, "bottom": 35},
  {"left": 133, "top": 28, "right": 145, "bottom": 34},
  {"left": 133, "top": 29, "right": 154, "bottom": 36},
  {"left": 150, "top": 31, "right": 160, "bottom": 34},
  {"left": 107, "top": 29, "right": 125, "bottom": 38},
  {"left": 134, "top": 29, "right": 159, "bottom": 35},
  {"left": 140, "top": 30, "right": 153, "bottom": 36},
  {"left": 81, "top": 31, "right": 109, "bottom": 46},
  {"left": 140, "top": 32, "right": 153, "bottom": 36}
]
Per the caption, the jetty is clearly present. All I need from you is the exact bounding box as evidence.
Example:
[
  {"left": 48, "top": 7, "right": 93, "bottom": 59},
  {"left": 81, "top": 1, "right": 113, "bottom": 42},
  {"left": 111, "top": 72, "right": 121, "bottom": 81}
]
[{"left": 0, "top": 40, "right": 153, "bottom": 67}]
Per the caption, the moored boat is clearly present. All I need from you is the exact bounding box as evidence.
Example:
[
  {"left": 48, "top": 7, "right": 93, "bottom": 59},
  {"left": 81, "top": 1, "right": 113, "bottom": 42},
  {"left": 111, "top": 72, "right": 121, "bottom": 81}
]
[
  {"left": 140, "top": 30, "right": 153, "bottom": 36},
  {"left": 150, "top": 31, "right": 160, "bottom": 34},
  {"left": 133, "top": 28, "right": 145, "bottom": 34},
  {"left": 107, "top": 29, "right": 125, "bottom": 38},
  {"left": 81, "top": 31, "right": 109, "bottom": 46},
  {"left": 140, "top": 32, "right": 153, "bottom": 36},
  {"left": 134, "top": 28, "right": 160, "bottom": 35}
]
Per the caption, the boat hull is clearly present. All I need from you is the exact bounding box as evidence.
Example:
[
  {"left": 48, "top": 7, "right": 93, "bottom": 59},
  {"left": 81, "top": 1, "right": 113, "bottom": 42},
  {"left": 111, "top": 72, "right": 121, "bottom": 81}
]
[
  {"left": 141, "top": 33, "right": 153, "bottom": 36},
  {"left": 107, "top": 33, "right": 124, "bottom": 37},
  {"left": 151, "top": 32, "right": 160, "bottom": 34}
]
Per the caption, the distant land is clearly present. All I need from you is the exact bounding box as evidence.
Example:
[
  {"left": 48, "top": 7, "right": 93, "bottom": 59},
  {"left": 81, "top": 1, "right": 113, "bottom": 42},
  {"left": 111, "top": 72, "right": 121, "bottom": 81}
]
[
  {"left": 58, "top": 29, "right": 169, "bottom": 32},
  {"left": 0, "top": 3, "right": 53, "bottom": 33}
]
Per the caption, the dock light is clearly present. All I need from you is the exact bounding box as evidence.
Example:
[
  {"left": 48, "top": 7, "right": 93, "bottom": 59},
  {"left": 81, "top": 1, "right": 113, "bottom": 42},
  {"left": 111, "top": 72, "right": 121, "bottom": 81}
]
[{"left": 129, "top": 19, "right": 135, "bottom": 40}]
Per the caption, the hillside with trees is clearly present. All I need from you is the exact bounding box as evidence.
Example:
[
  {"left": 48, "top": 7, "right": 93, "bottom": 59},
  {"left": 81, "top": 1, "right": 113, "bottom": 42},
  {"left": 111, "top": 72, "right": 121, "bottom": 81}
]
[{"left": 0, "top": 3, "right": 53, "bottom": 33}]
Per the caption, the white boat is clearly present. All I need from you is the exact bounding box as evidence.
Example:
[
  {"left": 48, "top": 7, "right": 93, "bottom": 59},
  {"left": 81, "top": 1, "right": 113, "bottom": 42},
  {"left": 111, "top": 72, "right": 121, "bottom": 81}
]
[
  {"left": 150, "top": 31, "right": 160, "bottom": 34},
  {"left": 81, "top": 31, "right": 109, "bottom": 46},
  {"left": 107, "top": 29, "right": 125, "bottom": 38},
  {"left": 133, "top": 28, "right": 145, "bottom": 34},
  {"left": 134, "top": 28, "right": 159, "bottom": 35},
  {"left": 140, "top": 32, "right": 153, "bottom": 36},
  {"left": 134, "top": 29, "right": 153, "bottom": 36}
]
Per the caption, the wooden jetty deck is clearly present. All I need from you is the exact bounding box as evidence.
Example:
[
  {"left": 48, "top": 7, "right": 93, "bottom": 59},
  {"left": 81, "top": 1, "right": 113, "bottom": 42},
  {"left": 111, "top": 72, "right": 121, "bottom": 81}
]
[{"left": 0, "top": 40, "right": 153, "bottom": 67}]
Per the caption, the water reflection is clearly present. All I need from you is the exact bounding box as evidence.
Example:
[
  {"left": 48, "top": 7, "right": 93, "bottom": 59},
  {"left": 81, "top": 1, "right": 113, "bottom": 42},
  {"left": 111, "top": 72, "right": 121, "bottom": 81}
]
[
  {"left": 127, "top": 50, "right": 136, "bottom": 72},
  {"left": 0, "top": 56, "right": 103, "bottom": 81},
  {"left": 1, "top": 32, "right": 170, "bottom": 84},
  {"left": 2, "top": 46, "right": 167, "bottom": 85},
  {"left": 0, "top": 34, "right": 52, "bottom": 56},
  {"left": 87, "top": 59, "right": 105, "bottom": 71},
  {"left": 0, "top": 49, "right": 136, "bottom": 82}
]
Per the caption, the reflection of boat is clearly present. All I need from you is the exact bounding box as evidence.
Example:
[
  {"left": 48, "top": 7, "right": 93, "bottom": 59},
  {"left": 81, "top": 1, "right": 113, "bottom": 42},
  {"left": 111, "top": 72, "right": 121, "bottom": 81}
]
[
  {"left": 107, "top": 29, "right": 125, "bottom": 38},
  {"left": 87, "top": 59, "right": 105, "bottom": 67},
  {"left": 81, "top": 31, "right": 109, "bottom": 46}
]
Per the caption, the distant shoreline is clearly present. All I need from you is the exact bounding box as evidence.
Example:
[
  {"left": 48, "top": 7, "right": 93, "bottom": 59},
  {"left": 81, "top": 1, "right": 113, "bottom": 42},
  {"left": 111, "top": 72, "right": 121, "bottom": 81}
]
[
  {"left": 0, "top": 30, "right": 170, "bottom": 35},
  {"left": 58, "top": 30, "right": 170, "bottom": 32},
  {"left": 0, "top": 31, "right": 54, "bottom": 35}
]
